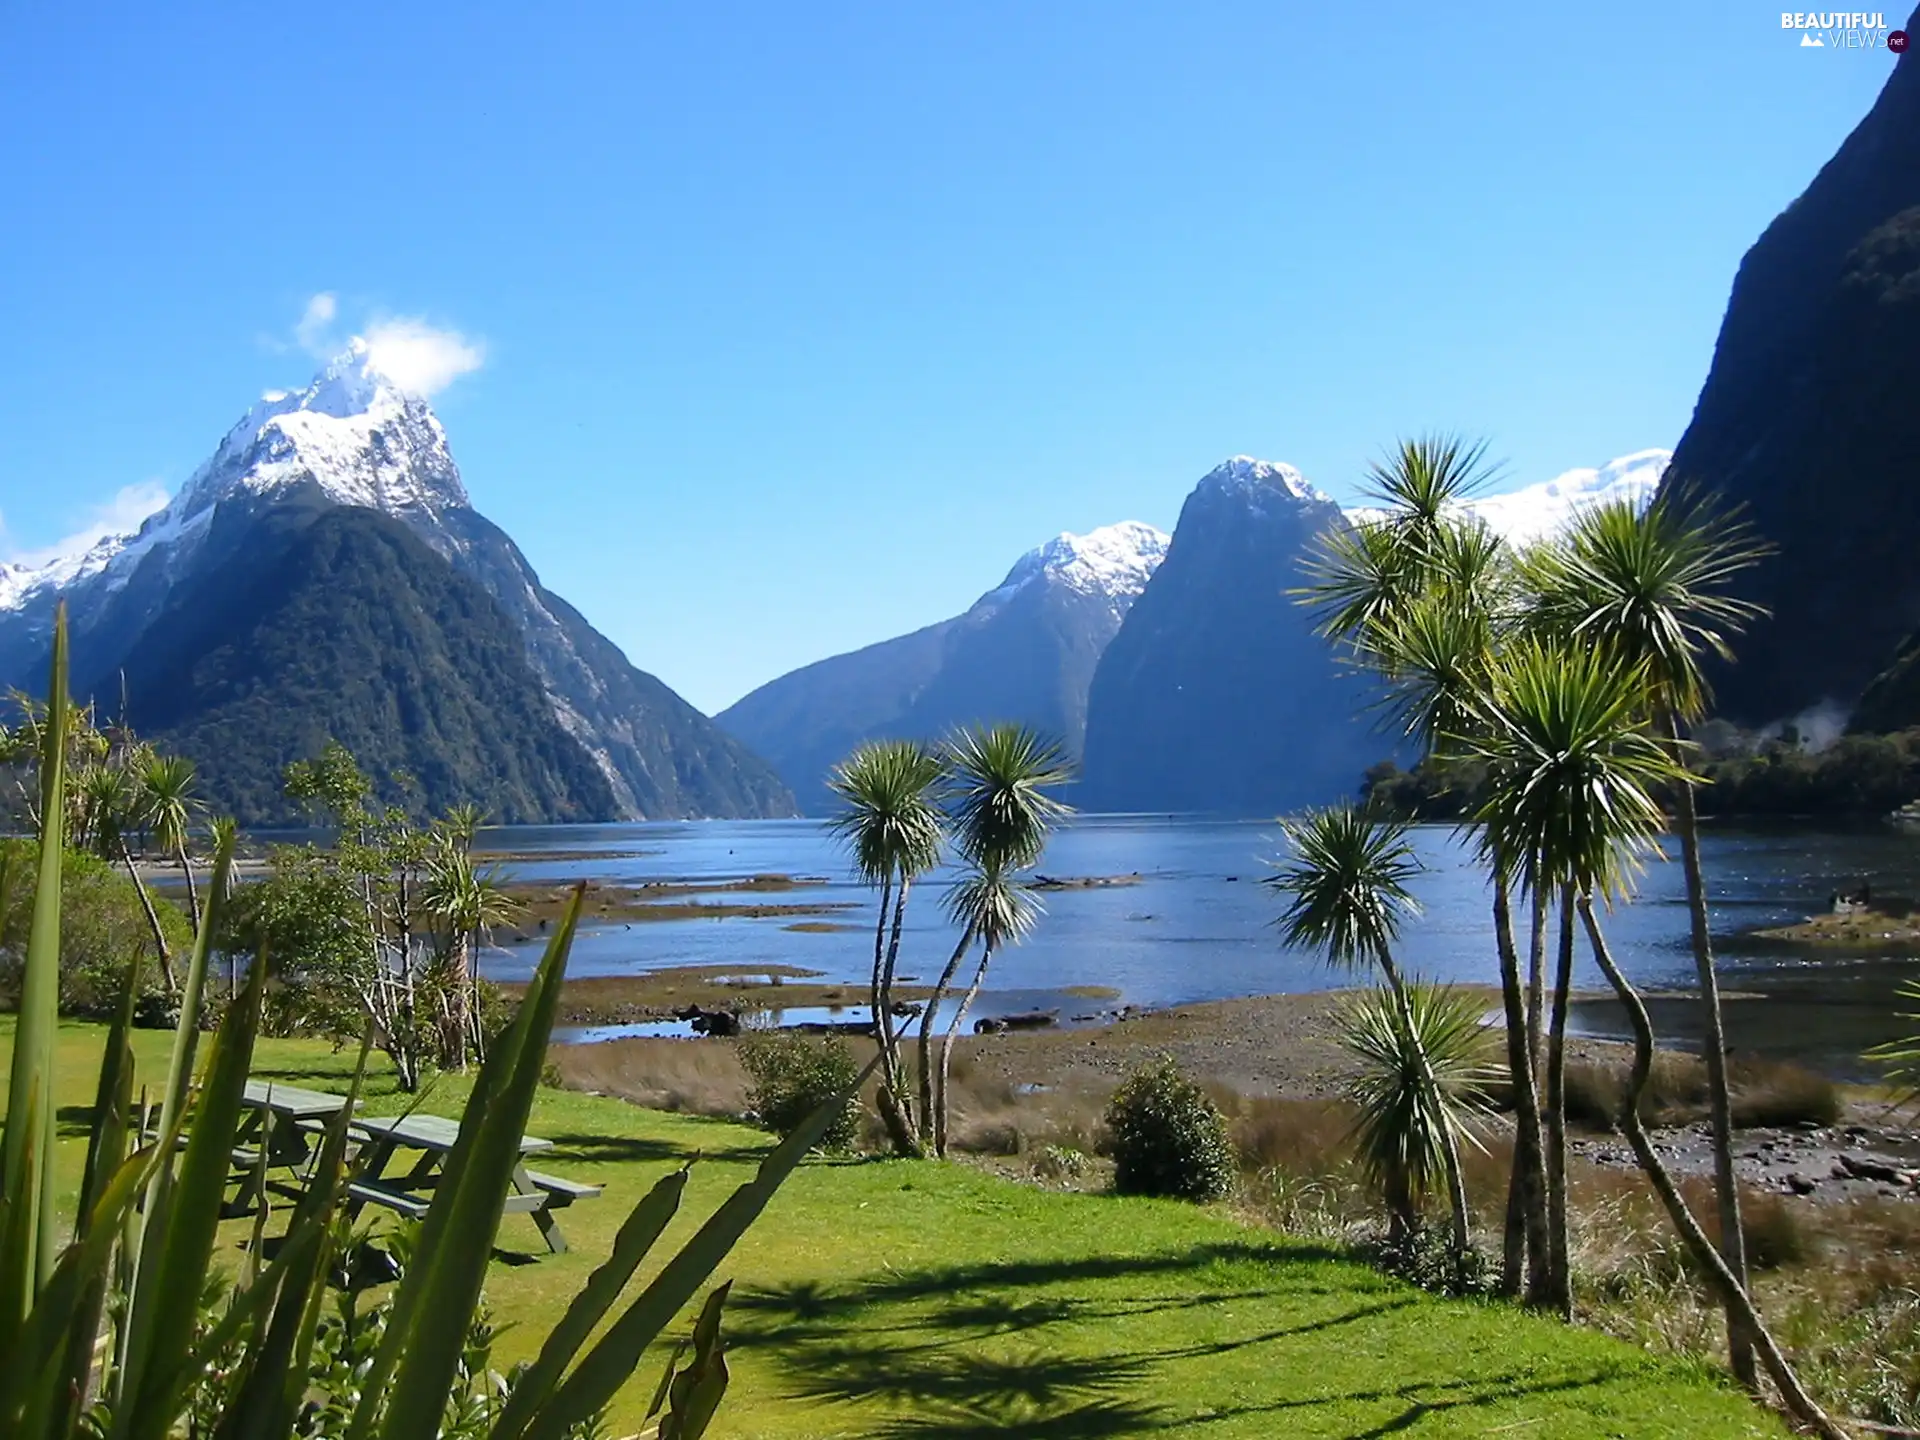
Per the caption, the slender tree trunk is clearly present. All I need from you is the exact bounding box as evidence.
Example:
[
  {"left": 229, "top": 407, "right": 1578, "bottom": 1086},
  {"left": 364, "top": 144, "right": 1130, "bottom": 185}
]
[
  {"left": 1579, "top": 897, "right": 1850, "bottom": 1440},
  {"left": 178, "top": 844, "right": 201, "bottom": 935},
  {"left": 879, "top": 878, "right": 912, "bottom": 1096},
  {"left": 119, "top": 841, "right": 177, "bottom": 994},
  {"left": 1545, "top": 884, "right": 1576, "bottom": 1318},
  {"left": 1526, "top": 880, "right": 1548, "bottom": 1093},
  {"left": 935, "top": 943, "right": 996, "bottom": 1158},
  {"left": 1493, "top": 879, "right": 1549, "bottom": 1303},
  {"left": 867, "top": 872, "right": 920, "bottom": 1157},
  {"left": 1376, "top": 954, "right": 1471, "bottom": 1257},
  {"left": 1665, "top": 711, "right": 1756, "bottom": 1388},
  {"left": 446, "top": 932, "right": 472, "bottom": 1072},
  {"left": 916, "top": 926, "right": 975, "bottom": 1149},
  {"left": 868, "top": 871, "right": 893, "bottom": 1059}
]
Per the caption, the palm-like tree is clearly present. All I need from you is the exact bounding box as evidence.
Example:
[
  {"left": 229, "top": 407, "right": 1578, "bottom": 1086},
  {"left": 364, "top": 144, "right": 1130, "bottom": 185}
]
[
  {"left": 1337, "top": 983, "right": 1499, "bottom": 1242},
  {"left": 1298, "top": 441, "right": 1551, "bottom": 1292},
  {"left": 138, "top": 754, "right": 203, "bottom": 932},
  {"left": 74, "top": 757, "right": 179, "bottom": 994},
  {"left": 829, "top": 739, "right": 946, "bottom": 1155},
  {"left": 916, "top": 724, "right": 1071, "bottom": 1155},
  {"left": 1525, "top": 486, "right": 1771, "bottom": 1381},
  {"left": 1269, "top": 805, "right": 1474, "bottom": 1255},
  {"left": 418, "top": 833, "right": 518, "bottom": 1069},
  {"left": 1464, "top": 636, "right": 1845, "bottom": 1438}
]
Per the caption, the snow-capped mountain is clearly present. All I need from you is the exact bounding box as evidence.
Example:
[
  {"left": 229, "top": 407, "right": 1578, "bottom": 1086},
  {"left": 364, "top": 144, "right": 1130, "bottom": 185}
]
[
  {"left": 0, "top": 346, "right": 793, "bottom": 822},
  {"left": 0, "top": 344, "right": 469, "bottom": 618},
  {"left": 1079, "top": 456, "right": 1383, "bottom": 815},
  {"left": 1344, "top": 449, "right": 1671, "bottom": 544},
  {"left": 1200, "top": 455, "right": 1332, "bottom": 509},
  {"left": 978, "top": 521, "right": 1170, "bottom": 612},
  {"left": 719, "top": 519, "right": 1171, "bottom": 812}
]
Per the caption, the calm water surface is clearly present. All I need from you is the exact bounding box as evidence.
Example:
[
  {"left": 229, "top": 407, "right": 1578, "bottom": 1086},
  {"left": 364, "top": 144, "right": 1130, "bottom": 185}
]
[{"left": 477, "top": 816, "right": 1920, "bottom": 1078}]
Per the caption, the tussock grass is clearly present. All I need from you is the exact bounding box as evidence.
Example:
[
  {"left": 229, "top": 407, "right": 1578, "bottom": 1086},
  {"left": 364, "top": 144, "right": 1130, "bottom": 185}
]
[{"left": 1561, "top": 1052, "right": 1841, "bottom": 1131}]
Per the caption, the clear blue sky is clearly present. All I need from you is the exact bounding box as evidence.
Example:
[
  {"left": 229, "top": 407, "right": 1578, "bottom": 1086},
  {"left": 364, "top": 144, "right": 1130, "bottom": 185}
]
[{"left": 0, "top": 4, "right": 1902, "bottom": 712}]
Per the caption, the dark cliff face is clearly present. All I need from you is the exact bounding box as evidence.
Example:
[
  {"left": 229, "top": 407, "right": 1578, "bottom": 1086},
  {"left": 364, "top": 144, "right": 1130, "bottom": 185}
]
[
  {"left": 1666, "top": 16, "right": 1920, "bottom": 725},
  {"left": 433, "top": 509, "right": 795, "bottom": 819},
  {"left": 100, "top": 497, "right": 622, "bottom": 826},
  {"left": 1076, "top": 470, "right": 1383, "bottom": 816}
]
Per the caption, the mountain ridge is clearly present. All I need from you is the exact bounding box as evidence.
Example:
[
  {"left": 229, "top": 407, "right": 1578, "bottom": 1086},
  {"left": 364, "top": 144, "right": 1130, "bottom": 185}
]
[{"left": 0, "top": 347, "right": 795, "bottom": 821}]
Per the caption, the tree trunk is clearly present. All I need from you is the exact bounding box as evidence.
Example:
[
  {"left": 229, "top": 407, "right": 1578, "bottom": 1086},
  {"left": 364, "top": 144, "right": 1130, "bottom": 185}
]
[
  {"left": 178, "top": 844, "right": 201, "bottom": 935},
  {"left": 935, "top": 944, "right": 995, "bottom": 1158},
  {"left": 865, "top": 872, "right": 919, "bottom": 1158},
  {"left": 119, "top": 841, "right": 177, "bottom": 994},
  {"left": 868, "top": 871, "right": 893, "bottom": 1063},
  {"left": 1665, "top": 710, "right": 1756, "bottom": 1388},
  {"left": 878, "top": 877, "right": 913, "bottom": 1117},
  {"left": 1493, "top": 879, "right": 1549, "bottom": 1303},
  {"left": 445, "top": 931, "right": 472, "bottom": 1072},
  {"left": 916, "top": 927, "right": 974, "bottom": 1149},
  {"left": 1579, "top": 897, "right": 1850, "bottom": 1440},
  {"left": 1545, "top": 884, "right": 1576, "bottom": 1318},
  {"left": 1526, "top": 881, "right": 1548, "bottom": 1093},
  {"left": 1376, "top": 954, "right": 1471, "bottom": 1258}
]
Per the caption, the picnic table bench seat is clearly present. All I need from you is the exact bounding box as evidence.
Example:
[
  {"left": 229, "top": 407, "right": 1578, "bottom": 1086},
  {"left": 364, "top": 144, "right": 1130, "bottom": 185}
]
[{"left": 522, "top": 1170, "right": 602, "bottom": 1206}]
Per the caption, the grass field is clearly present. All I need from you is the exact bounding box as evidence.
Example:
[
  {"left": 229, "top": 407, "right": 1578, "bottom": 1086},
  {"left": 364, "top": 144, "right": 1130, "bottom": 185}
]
[{"left": 5, "top": 1018, "right": 1788, "bottom": 1438}]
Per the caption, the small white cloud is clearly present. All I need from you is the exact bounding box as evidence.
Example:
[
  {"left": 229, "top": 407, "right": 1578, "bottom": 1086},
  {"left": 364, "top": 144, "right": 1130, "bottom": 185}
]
[
  {"left": 295, "top": 292, "right": 339, "bottom": 355},
  {"left": 3, "top": 482, "right": 172, "bottom": 570},
  {"left": 357, "top": 317, "right": 486, "bottom": 397}
]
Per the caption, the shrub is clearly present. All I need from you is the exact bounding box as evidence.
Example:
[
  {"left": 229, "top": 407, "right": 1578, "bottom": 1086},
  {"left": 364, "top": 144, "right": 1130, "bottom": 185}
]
[
  {"left": 1104, "top": 1055, "right": 1236, "bottom": 1202},
  {"left": 738, "top": 1031, "right": 862, "bottom": 1151},
  {"left": 1365, "top": 1224, "right": 1499, "bottom": 1297},
  {"left": 0, "top": 839, "right": 191, "bottom": 1016}
]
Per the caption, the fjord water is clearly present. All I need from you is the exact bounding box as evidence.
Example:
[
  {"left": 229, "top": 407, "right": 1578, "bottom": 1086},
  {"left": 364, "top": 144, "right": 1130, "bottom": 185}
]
[{"left": 483, "top": 815, "right": 1920, "bottom": 1078}]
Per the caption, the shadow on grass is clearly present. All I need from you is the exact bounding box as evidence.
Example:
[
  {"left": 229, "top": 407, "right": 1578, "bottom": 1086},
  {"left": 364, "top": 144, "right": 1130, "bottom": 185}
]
[{"left": 730, "top": 1241, "right": 1623, "bottom": 1438}]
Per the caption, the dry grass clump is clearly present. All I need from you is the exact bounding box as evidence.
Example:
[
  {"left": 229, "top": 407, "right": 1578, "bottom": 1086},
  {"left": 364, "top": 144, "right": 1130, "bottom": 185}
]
[
  {"left": 1561, "top": 1052, "right": 1839, "bottom": 1131},
  {"left": 1727, "top": 1055, "right": 1844, "bottom": 1129},
  {"left": 549, "top": 1036, "right": 753, "bottom": 1117}
]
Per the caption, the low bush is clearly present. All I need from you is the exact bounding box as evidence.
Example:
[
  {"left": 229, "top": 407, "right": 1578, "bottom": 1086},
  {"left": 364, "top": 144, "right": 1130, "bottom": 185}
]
[
  {"left": 738, "top": 1031, "right": 862, "bottom": 1151},
  {"left": 1104, "top": 1055, "right": 1236, "bottom": 1202},
  {"left": 1364, "top": 1225, "right": 1499, "bottom": 1297}
]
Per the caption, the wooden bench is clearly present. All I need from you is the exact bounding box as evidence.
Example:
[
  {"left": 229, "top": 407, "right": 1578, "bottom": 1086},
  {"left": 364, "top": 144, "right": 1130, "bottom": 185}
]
[
  {"left": 346, "top": 1179, "right": 549, "bottom": 1221},
  {"left": 348, "top": 1180, "right": 432, "bottom": 1220},
  {"left": 523, "top": 1171, "right": 602, "bottom": 1207}
]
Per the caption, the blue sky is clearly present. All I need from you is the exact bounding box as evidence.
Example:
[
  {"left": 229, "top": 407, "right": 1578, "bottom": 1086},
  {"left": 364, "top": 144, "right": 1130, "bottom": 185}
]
[{"left": 0, "top": 4, "right": 1901, "bottom": 712}]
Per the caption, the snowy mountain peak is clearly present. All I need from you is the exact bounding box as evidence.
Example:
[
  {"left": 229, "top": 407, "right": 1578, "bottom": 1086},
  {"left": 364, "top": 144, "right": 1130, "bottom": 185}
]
[
  {"left": 1199, "top": 456, "right": 1331, "bottom": 506},
  {"left": 985, "top": 521, "right": 1172, "bottom": 608},
  {"left": 0, "top": 348, "right": 471, "bottom": 614},
  {"left": 178, "top": 344, "right": 465, "bottom": 519}
]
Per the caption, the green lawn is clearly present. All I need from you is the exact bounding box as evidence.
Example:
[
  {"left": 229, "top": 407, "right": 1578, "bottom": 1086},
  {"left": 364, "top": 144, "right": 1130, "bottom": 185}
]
[{"left": 7, "top": 1018, "right": 1785, "bottom": 1439}]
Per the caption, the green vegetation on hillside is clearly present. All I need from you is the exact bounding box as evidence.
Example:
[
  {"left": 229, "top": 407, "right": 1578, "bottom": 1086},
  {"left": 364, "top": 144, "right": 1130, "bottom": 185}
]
[
  {"left": 1359, "top": 727, "right": 1920, "bottom": 822},
  {"left": 110, "top": 503, "right": 621, "bottom": 826}
]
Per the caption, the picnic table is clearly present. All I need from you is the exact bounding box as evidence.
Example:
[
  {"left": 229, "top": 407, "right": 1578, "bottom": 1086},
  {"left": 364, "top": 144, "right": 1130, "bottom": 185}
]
[
  {"left": 345, "top": 1113, "right": 602, "bottom": 1254},
  {"left": 184, "top": 1080, "right": 359, "bottom": 1213}
]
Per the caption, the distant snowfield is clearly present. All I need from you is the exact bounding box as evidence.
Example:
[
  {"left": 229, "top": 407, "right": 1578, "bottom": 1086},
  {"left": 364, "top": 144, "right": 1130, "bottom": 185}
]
[{"left": 1344, "top": 448, "right": 1671, "bottom": 544}]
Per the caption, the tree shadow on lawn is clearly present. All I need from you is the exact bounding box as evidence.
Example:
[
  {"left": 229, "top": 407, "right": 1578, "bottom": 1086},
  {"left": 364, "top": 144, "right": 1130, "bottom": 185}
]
[{"left": 728, "top": 1243, "right": 1625, "bottom": 1437}]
